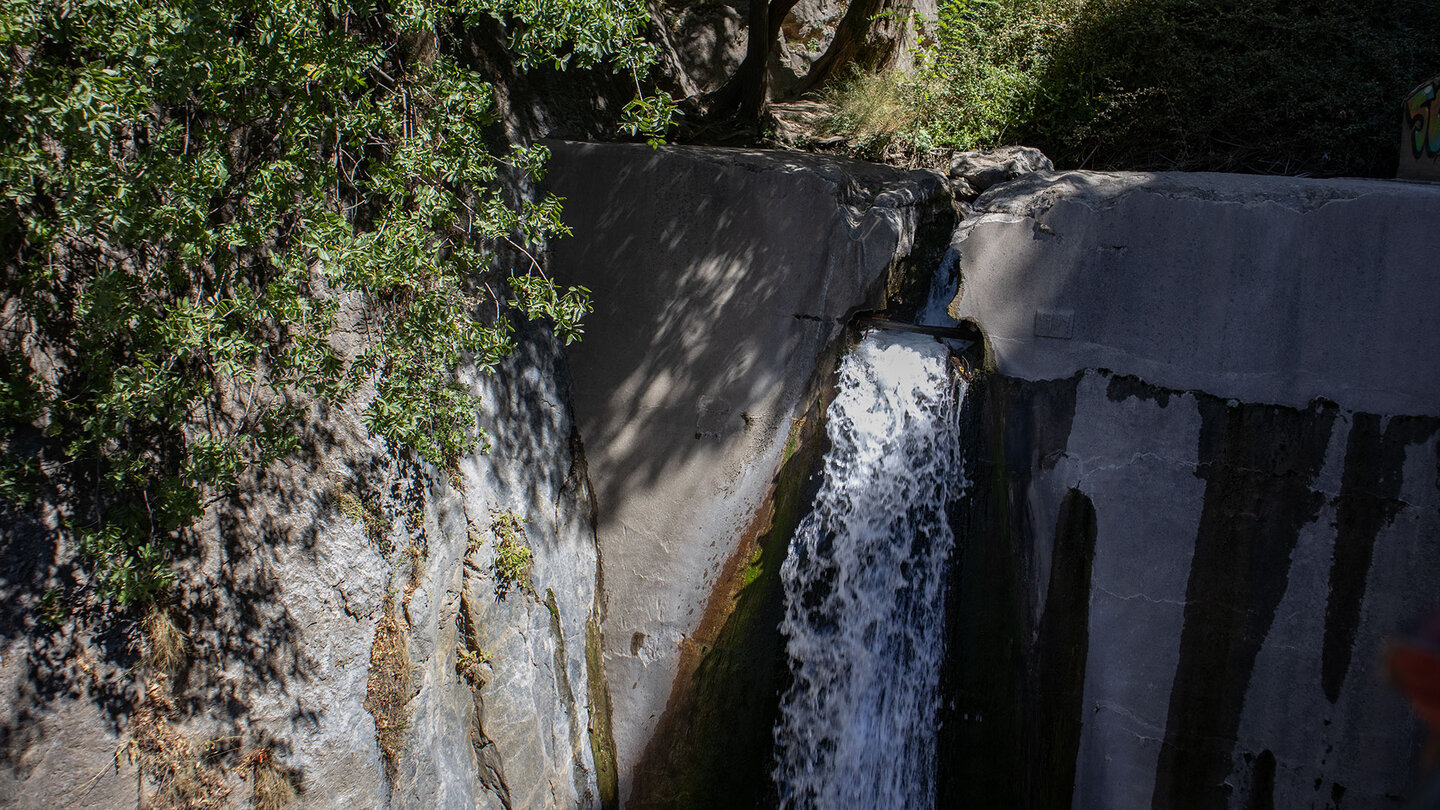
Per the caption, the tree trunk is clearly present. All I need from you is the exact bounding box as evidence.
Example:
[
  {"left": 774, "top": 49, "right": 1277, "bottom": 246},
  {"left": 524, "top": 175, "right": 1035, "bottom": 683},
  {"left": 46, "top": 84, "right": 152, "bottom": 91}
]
[
  {"left": 792, "top": 0, "right": 914, "bottom": 97},
  {"left": 737, "top": 0, "right": 772, "bottom": 120},
  {"left": 706, "top": 0, "right": 804, "bottom": 121}
]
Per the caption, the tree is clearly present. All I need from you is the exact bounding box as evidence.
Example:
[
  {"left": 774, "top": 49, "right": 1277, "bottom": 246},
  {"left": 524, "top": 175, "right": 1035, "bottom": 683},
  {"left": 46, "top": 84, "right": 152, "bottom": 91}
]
[
  {"left": 790, "top": 0, "right": 916, "bottom": 96},
  {"left": 0, "top": 0, "right": 671, "bottom": 604},
  {"left": 704, "top": 0, "right": 916, "bottom": 121}
]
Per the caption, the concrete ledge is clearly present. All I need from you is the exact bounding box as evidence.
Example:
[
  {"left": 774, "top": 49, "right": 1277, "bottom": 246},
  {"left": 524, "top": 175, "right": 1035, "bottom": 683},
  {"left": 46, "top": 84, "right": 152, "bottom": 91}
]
[{"left": 951, "top": 170, "right": 1440, "bottom": 415}]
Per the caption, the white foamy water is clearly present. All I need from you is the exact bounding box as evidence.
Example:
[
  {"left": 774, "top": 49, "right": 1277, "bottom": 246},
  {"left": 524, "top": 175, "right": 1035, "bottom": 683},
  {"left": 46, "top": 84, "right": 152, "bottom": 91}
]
[{"left": 771, "top": 330, "right": 967, "bottom": 810}]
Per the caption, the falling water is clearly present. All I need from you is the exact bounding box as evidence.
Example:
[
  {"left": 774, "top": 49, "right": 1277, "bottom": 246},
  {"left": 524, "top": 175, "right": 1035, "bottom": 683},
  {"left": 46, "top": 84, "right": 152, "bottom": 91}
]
[{"left": 771, "top": 327, "right": 967, "bottom": 809}]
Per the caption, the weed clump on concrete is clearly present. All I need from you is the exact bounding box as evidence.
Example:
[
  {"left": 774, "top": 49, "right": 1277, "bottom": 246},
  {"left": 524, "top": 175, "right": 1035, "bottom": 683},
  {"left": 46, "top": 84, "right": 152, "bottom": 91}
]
[
  {"left": 490, "top": 510, "right": 532, "bottom": 593},
  {"left": 363, "top": 596, "right": 412, "bottom": 779}
]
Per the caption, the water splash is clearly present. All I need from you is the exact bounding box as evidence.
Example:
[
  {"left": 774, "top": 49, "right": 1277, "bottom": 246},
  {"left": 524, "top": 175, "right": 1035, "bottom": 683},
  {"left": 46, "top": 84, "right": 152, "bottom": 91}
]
[{"left": 771, "top": 330, "right": 967, "bottom": 810}]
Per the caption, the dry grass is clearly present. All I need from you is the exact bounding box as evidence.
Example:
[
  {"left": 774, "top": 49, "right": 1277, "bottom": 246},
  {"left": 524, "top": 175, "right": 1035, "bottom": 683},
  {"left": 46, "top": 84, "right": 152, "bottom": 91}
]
[
  {"left": 142, "top": 605, "right": 187, "bottom": 674},
  {"left": 822, "top": 70, "right": 915, "bottom": 141},
  {"left": 242, "top": 749, "right": 298, "bottom": 810},
  {"left": 404, "top": 541, "right": 425, "bottom": 590},
  {"left": 129, "top": 684, "right": 233, "bottom": 810},
  {"left": 814, "top": 69, "right": 928, "bottom": 160},
  {"left": 334, "top": 485, "right": 391, "bottom": 552},
  {"left": 363, "top": 596, "right": 412, "bottom": 779}
]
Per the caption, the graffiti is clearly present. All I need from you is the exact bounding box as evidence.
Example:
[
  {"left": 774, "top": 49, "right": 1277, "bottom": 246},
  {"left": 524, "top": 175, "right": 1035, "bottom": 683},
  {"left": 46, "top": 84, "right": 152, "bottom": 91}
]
[
  {"left": 1406, "top": 79, "right": 1440, "bottom": 159},
  {"left": 1400, "top": 75, "right": 1440, "bottom": 181}
]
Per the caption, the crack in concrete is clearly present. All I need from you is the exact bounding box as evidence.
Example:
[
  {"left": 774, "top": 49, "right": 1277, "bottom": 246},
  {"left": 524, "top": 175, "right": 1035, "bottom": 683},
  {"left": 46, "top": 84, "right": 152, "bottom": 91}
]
[
  {"left": 1094, "top": 583, "right": 1187, "bottom": 608},
  {"left": 1074, "top": 451, "right": 1197, "bottom": 486},
  {"left": 1093, "top": 700, "right": 1168, "bottom": 739}
]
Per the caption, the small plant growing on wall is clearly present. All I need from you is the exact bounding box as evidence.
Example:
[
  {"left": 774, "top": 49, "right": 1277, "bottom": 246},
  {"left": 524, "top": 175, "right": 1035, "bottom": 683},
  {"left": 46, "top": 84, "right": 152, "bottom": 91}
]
[
  {"left": 455, "top": 646, "right": 492, "bottom": 687},
  {"left": 490, "top": 510, "right": 532, "bottom": 595}
]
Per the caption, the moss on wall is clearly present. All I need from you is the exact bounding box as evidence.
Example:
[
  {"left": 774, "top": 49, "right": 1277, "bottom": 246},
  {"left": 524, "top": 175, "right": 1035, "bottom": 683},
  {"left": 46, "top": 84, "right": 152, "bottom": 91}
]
[
  {"left": 627, "top": 386, "right": 833, "bottom": 808},
  {"left": 585, "top": 616, "right": 620, "bottom": 809}
]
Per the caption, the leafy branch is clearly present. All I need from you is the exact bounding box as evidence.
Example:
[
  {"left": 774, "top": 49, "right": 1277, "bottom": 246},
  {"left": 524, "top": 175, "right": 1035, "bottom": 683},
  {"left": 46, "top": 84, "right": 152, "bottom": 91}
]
[{"left": 0, "top": 0, "right": 669, "bottom": 605}]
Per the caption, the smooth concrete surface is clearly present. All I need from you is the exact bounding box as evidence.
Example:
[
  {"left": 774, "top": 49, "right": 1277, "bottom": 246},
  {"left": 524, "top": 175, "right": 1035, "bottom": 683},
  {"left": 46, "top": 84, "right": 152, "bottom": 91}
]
[
  {"left": 945, "top": 171, "right": 1440, "bottom": 809},
  {"left": 950, "top": 170, "right": 1440, "bottom": 415},
  {"left": 543, "top": 141, "right": 947, "bottom": 803}
]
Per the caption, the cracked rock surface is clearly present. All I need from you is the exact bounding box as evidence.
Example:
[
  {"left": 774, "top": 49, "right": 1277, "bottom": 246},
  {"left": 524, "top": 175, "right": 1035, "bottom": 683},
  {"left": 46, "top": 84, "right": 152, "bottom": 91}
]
[{"left": 0, "top": 330, "right": 604, "bottom": 810}]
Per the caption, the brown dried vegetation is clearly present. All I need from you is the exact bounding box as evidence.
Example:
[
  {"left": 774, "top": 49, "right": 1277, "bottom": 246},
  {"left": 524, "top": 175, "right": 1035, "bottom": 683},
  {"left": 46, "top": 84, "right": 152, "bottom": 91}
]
[
  {"left": 364, "top": 595, "right": 413, "bottom": 779},
  {"left": 241, "top": 748, "right": 298, "bottom": 810},
  {"left": 128, "top": 684, "right": 234, "bottom": 809},
  {"left": 141, "top": 605, "right": 188, "bottom": 674}
]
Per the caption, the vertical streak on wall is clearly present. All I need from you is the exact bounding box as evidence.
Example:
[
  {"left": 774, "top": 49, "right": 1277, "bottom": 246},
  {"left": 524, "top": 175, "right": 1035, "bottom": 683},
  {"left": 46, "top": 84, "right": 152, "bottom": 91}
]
[
  {"left": 1323, "top": 414, "right": 1438, "bottom": 704},
  {"left": 937, "top": 372, "right": 1082, "bottom": 808},
  {"left": 1028, "top": 488, "right": 1096, "bottom": 810},
  {"left": 1151, "top": 400, "right": 1336, "bottom": 809},
  {"left": 1245, "top": 749, "right": 1277, "bottom": 810}
]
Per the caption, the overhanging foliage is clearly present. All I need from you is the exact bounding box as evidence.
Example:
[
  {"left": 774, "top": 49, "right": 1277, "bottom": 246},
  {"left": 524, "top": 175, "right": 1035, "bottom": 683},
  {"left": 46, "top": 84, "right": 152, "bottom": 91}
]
[{"left": 0, "top": 0, "right": 668, "bottom": 604}]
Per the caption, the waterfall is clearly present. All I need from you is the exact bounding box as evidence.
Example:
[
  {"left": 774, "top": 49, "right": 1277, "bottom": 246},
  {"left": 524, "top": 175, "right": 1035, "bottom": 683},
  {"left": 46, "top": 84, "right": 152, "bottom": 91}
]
[{"left": 771, "top": 328, "right": 967, "bottom": 810}]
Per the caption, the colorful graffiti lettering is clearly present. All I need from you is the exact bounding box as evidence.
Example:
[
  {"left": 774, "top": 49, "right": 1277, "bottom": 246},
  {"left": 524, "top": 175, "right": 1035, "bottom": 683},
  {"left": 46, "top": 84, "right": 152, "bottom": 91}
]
[{"left": 1406, "top": 80, "right": 1440, "bottom": 159}]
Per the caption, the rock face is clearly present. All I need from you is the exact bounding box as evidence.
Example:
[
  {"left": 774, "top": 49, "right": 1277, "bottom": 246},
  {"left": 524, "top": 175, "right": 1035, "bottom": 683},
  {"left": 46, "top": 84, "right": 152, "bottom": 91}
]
[
  {"left": 942, "top": 170, "right": 1440, "bottom": 808},
  {"left": 542, "top": 141, "right": 951, "bottom": 806},
  {"left": 946, "top": 145, "right": 1054, "bottom": 201},
  {"left": 0, "top": 330, "right": 606, "bottom": 810},
  {"left": 653, "top": 0, "right": 938, "bottom": 99},
  {"left": 655, "top": 1, "right": 747, "bottom": 95}
]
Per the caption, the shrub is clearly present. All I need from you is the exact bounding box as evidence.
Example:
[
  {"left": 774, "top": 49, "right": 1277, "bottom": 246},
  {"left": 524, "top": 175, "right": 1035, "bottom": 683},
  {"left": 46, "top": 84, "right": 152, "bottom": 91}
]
[
  {"left": 490, "top": 509, "right": 532, "bottom": 591},
  {"left": 901, "top": 0, "right": 1440, "bottom": 175},
  {"left": 0, "top": 0, "right": 671, "bottom": 605}
]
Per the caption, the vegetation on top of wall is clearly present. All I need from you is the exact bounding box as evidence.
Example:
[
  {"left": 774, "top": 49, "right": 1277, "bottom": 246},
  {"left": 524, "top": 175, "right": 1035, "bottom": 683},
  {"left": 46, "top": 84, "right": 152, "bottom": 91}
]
[
  {"left": 825, "top": 0, "right": 1440, "bottom": 175},
  {"left": 0, "top": 0, "right": 671, "bottom": 607}
]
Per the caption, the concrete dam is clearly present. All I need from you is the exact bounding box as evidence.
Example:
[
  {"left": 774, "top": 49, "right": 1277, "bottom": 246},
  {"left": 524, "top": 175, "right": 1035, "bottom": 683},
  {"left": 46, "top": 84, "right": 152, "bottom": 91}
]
[
  {"left": 7, "top": 138, "right": 1437, "bottom": 810},
  {"left": 545, "top": 141, "right": 1440, "bottom": 809}
]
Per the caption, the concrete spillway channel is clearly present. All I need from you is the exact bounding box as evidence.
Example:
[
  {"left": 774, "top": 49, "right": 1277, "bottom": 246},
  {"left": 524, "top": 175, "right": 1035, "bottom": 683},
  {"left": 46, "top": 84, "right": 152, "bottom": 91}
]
[{"left": 545, "top": 141, "right": 1440, "bottom": 809}]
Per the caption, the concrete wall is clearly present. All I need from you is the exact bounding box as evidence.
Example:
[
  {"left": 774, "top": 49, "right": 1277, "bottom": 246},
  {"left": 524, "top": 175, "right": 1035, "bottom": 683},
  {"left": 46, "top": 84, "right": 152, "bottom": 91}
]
[
  {"left": 543, "top": 141, "right": 949, "bottom": 805},
  {"left": 943, "top": 171, "right": 1440, "bottom": 809}
]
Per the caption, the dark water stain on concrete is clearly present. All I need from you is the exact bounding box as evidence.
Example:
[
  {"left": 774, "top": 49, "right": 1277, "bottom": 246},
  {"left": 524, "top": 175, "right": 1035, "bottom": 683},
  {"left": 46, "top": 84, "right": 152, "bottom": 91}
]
[
  {"left": 1028, "top": 488, "right": 1096, "bottom": 810},
  {"left": 950, "top": 368, "right": 1440, "bottom": 808},
  {"left": 1151, "top": 398, "right": 1337, "bottom": 810},
  {"left": 1245, "top": 749, "right": 1277, "bottom": 810},
  {"left": 1105, "top": 371, "right": 1174, "bottom": 408},
  {"left": 937, "top": 371, "right": 1082, "bottom": 808},
  {"left": 1323, "top": 414, "right": 1439, "bottom": 703}
]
